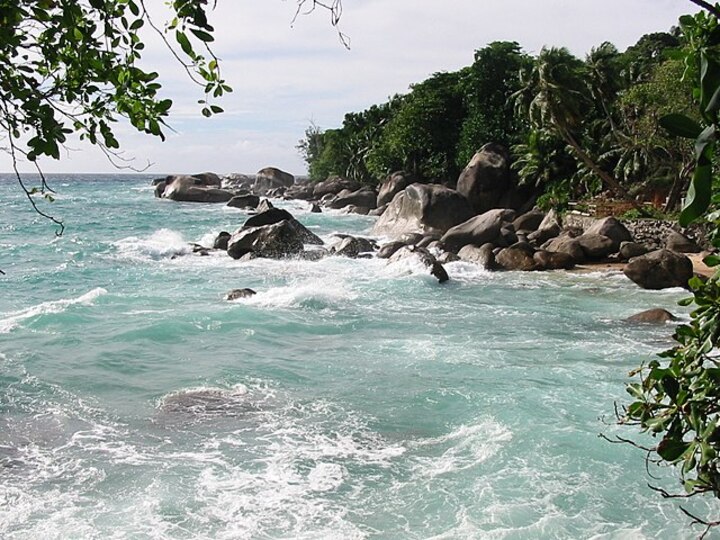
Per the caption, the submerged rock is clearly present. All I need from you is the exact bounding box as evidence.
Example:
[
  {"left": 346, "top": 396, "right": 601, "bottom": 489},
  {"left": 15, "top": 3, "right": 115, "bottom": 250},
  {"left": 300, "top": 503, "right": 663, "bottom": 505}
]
[
  {"left": 625, "top": 308, "right": 677, "bottom": 324},
  {"left": 225, "top": 288, "right": 257, "bottom": 301},
  {"left": 388, "top": 245, "right": 450, "bottom": 283}
]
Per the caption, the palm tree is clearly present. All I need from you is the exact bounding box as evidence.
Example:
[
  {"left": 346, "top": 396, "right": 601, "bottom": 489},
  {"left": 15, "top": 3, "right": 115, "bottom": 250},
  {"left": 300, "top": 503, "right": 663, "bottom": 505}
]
[{"left": 512, "top": 47, "right": 640, "bottom": 209}]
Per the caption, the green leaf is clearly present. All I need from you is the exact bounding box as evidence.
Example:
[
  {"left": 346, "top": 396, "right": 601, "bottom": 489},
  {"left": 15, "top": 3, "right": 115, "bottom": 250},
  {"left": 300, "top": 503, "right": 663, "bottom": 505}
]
[
  {"left": 657, "top": 437, "right": 691, "bottom": 462},
  {"left": 190, "top": 28, "right": 214, "bottom": 43},
  {"left": 704, "top": 254, "right": 720, "bottom": 267},
  {"left": 175, "top": 31, "right": 194, "bottom": 57},
  {"left": 209, "top": 105, "right": 223, "bottom": 114},
  {"left": 680, "top": 161, "right": 713, "bottom": 226},
  {"left": 659, "top": 114, "right": 703, "bottom": 139}
]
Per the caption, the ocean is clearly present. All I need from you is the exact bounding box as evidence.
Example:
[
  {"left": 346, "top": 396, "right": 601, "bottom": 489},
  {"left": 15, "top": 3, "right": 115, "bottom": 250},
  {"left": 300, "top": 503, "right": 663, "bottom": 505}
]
[{"left": 0, "top": 173, "right": 711, "bottom": 539}]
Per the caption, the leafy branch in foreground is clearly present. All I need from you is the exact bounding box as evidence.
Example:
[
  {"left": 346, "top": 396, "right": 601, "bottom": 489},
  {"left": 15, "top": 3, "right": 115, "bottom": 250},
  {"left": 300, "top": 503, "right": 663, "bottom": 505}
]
[
  {"left": 618, "top": 7, "right": 720, "bottom": 536},
  {"left": 0, "top": 0, "right": 345, "bottom": 234}
]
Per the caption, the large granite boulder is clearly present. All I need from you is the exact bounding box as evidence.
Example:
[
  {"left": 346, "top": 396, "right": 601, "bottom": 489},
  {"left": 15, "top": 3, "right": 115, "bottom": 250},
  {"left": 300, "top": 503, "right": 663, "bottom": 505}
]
[
  {"left": 456, "top": 143, "right": 513, "bottom": 214},
  {"left": 584, "top": 217, "right": 632, "bottom": 250},
  {"left": 253, "top": 167, "right": 294, "bottom": 195},
  {"left": 158, "top": 175, "right": 235, "bottom": 203},
  {"left": 330, "top": 236, "right": 377, "bottom": 258},
  {"left": 577, "top": 234, "right": 615, "bottom": 260},
  {"left": 623, "top": 249, "right": 693, "bottom": 290},
  {"left": 666, "top": 231, "right": 701, "bottom": 254},
  {"left": 371, "top": 183, "right": 474, "bottom": 238},
  {"left": 191, "top": 172, "right": 222, "bottom": 187},
  {"left": 313, "top": 177, "right": 361, "bottom": 199},
  {"left": 387, "top": 246, "right": 449, "bottom": 283},
  {"left": 227, "top": 194, "right": 260, "bottom": 209},
  {"left": 512, "top": 209, "right": 546, "bottom": 233},
  {"left": 285, "top": 182, "right": 316, "bottom": 200},
  {"left": 496, "top": 242, "right": 538, "bottom": 271},
  {"left": 328, "top": 188, "right": 377, "bottom": 210},
  {"left": 440, "top": 208, "right": 515, "bottom": 252},
  {"left": 542, "top": 234, "right": 585, "bottom": 263},
  {"left": 377, "top": 171, "right": 418, "bottom": 207},
  {"left": 227, "top": 220, "right": 305, "bottom": 259},
  {"left": 244, "top": 208, "right": 294, "bottom": 228},
  {"left": 625, "top": 308, "right": 677, "bottom": 324},
  {"left": 458, "top": 243, "right": 497, "bottom": 270},
  {"left": 533, "top": 250, "right": 575, "bottom": 270}
]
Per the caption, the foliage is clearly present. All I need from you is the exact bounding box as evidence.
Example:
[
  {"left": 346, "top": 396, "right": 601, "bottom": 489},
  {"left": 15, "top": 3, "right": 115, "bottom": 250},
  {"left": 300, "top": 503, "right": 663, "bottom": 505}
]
[
  {"left": 456, "top": 41, "right": 529, "bottom": 166},
  {"left": 619, "top": 6, "right": 720, "bottom": 535}
]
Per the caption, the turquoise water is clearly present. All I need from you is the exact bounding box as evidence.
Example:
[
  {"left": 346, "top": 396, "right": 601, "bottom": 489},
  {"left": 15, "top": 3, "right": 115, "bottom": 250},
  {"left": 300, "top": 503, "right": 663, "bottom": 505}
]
[{"left": 0, "top": 174, "right": 711, "bottom": 538}]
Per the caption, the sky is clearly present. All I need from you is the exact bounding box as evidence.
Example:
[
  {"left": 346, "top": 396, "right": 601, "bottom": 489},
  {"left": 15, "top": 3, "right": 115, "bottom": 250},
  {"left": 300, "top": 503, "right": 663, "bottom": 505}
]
[{"left": 1, "top": 0, "right": 701, "bottom": 176}]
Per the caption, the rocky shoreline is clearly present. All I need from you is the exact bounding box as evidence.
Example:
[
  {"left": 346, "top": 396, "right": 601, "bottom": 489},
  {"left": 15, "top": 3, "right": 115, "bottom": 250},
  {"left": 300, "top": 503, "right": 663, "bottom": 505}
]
[{"left": 152, "top": 144, "right": 715, "bottom": 299}]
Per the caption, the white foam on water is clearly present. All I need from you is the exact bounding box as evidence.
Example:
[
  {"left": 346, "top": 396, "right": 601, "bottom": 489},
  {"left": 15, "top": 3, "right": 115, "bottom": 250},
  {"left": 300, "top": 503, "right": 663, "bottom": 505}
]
[
  {"left": 0, "top": 287, "right": 107, "bottom": 333},
  {"left": 411, "top": 418, "right": 512, "bottom": 477},
  {"left": 112, "top": 228, "right": 191, "bottom": 261},
  {"left": 242, "top": 279, "right": 358, "bottom": 311}
]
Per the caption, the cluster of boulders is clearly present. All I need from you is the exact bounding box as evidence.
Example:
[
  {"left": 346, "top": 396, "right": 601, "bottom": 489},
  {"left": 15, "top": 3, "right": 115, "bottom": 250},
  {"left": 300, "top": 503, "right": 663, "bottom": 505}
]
[{"left": 153, "top": 143, "right": 709, "bottom": 292}]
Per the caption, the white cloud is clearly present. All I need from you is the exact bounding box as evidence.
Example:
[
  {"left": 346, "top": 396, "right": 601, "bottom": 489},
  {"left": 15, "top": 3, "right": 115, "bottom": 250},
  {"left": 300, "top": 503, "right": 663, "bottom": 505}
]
[{"left": 1, "top": 0, "right": 697, "bottom": 175}]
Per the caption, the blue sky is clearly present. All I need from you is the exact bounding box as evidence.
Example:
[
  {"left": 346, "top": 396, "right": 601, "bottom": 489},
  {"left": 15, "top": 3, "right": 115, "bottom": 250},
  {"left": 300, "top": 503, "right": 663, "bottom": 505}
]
[{"left": 1, "top": 0, "right": 699, "bottom": 176}]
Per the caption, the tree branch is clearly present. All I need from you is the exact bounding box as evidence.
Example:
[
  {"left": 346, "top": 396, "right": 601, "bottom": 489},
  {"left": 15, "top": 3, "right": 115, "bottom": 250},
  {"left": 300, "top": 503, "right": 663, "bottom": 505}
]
[{"left": 688, "top": 0, "right": 720, "bottom": 19}]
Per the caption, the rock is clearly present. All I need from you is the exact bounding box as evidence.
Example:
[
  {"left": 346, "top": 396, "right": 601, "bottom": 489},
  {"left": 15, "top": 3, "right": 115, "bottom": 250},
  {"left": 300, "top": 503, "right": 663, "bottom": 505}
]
[
  {"left": 437, "top": 252, "right": 461, "bottom": 264},
  {"left": 666, "top": 231, "right": 701, "bottom": 254},
  {"left": 625, "top": 308, "right": 677, "bottom": 324},
  {"left": 253, "top": 167, "right": 294, "bottom": 194},
  {"left": 399, "top": 232, "right": 425, "bottom": 245},
  {"left": 533, "top": 250, "right": 575, "bottom": 270},
  {"left": 456, "top": 143, "right": 513, "bottom": 214},
  {"left": 223, "top": 173, "right": 255, "bottom": 191},
  {"left": 244, "top": 208, "right": 294, "bottom": 228},
  {"left": 227, "top": 194, "right": 260, "bottom": 209},
  {"left": 330, "top": 236, "right": 377, "bottom": 258},
  {"left": 310, "top": 203, "right": 322, "bottom": 213},
  {"left": 191, "top": 172, "right": 222, "bottom": 187},
  {"left": 538, "top": 209, "right": 561, "bottom": 231},
  {"left": 213, "top": 231, "right": 231, "bottom": 250},
  {"left": 577, "top": 234, "right": 615, "bottom": 260},
  {"left": 527, "top": 222, "right": 561, "bottom": 246},
  {"left": 341, "top": 205, "right": 372, "bottom": 216},
  {"left": 584, "top": 217, "right": 632, "bottom": 250},
  {"left": 370, "top": 204, "right": 389, "bottom": 217},
  {"left": 298, "top": 248, "right": 329, "bottom": 261},
  {"left": 313, "top": 176, "right": 361, "bottom": 198},
  {"left": 377, "top": 241, "right": 406, "bottom": 259},
  {"left": 160, "top": 175, "right": 236, "bottom": 203},
  {"left": 416, "top": 236, "right": 438, "bottom": 248},
  {"left": 329, "top": 188, "right": 377, "bottom": 210},
  {"left": 284, "top": 182, "right": 315, "bottom": 200},
  {"left": 227, "top": 220, "right": 305, "bottom": 259},
  {"left": 256, "top": 199, "right": 274, "bottom": 213},
  {"left": 266, "top": 187, "right": 287, "bottom": 198},
  {"left": 377, "top": 171, "right": 418, "bottom": 207},
  {"left": 619, "top": 241, "right": 649, "bottom": 261},
  {"left": 623, "top": 249, "right": 693, "bottom": 290},
  {"left": 388, "top": 245, "right": 449, "bottom": 283},
  {"left": 371, "top": 183, "right": 475, "bottom": 238},
  {"left": 225, "top": 288, "right": 257, "bottom": 300},
  {"left": 458, "top": 243, "right": 497, "bottom": 270},
  {"left": 495, "top": 242, "right": 537, "bottom": 271},
  {"left": 440, "top": 208, "right": 515, "bottom": 252},
  {"left": 542, "top": 235, "right": 585, "bottom": 263},
  {"left": 512, "top": 209, "right": 546, "bottom": 233},
  {"left": 498, "top": 225, "right": 519, "bottom": 247}
]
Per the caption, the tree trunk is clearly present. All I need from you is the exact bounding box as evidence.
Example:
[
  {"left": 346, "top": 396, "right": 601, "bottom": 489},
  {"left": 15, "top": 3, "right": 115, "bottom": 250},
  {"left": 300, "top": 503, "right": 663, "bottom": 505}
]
[
  {"left": 664, "top": 161, "right": 693, "bottom": 213},
  {"left": 561, "top": 129, "right": 648, "bottom": 215}
]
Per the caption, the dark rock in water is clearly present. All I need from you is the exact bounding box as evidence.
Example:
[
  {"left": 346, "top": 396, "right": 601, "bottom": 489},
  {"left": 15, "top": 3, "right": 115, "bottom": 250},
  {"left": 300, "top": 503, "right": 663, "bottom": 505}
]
[
  {"left": 266, "top": 187, "right": 287, "bottom": 198},
  {"left": 666, "top": 231, "right": 701, "bottom": 254},
  {"left": 298, "top": 248, "right": 329, "bottom": 261},
  {"left": 626, "top": 308, "right": 677, "bottom": 324},
  {"left": 330, "top": 236, "right": 377, "bottom": 258},
  {"left": 160, "top": 175, "right": 236, "bottom": 203},
  {"left": 456, "top": 143, "right": 513, "bottom": 214},
  {"left": 329, "top": 188, "right": 377, "bottom": 210},
  {"left": 244, "top": 207, "right": 294, "bottom": 228},
  {"left": 440, "top": 208, "right": 515, "bottom": 252},
  {"left": 191, "top": 172, "right": 222, "bottom": 187},
  {"left": 214, "top": 232, "right": 231, "bottom": 250},
  {"left": 190, "top": 243, "right": 210, "bottom": 256},
  {"left": 285, "top": 183, "right": 315, "bottom": 200},
  {"left": 624, "top": 249, "right": 693, "bottom": 290},
  {"left": 577, "top": 234, "right": 615, "bottom": 260},
  {"left": 227, "top": 220, "right": 305, "bottom": 259},
  {"left": 458, "top": 243, "right": 497, "bottom": 270},
  {"left": 341, "top": 205, "right": 372, "bottom": 215},
  {"left": 377, "top": 241, "right": 406, "bottom": 259},
  {"left": 495, "top": 242, "right": 537, "bottom": 271},
  {"left": 533, "top": 249, "right": 575, "bottom": 270},
  {"left": 371, "top": 183, "right": 474, "bottom": 238},
  {"left": 287, "top": 219, "right": 324, "bottom": 245},
  {"left": 225, "top": 288, "right": 257, "bottom": 300},
  {"left": 399, "top": 232, "right": 424, "bottom": 246},
  {"left": 154, "top": 181, "right": 167, "bottom": 198},
  {"left": 158, "top": 387, "right": 260, "bottom": 419},
  {"left": 584, "top": 217, "right": 632, "bottom": 250},
  {"left": 377, "top": 171, "right": 419, "bottom": 207},
  {"left": 227, "top": 194, "right": 260, "bottom": 209},
  {"left": 310, "top": 203, "right": 322, "bottom": 213},
  {"left": 388, "top": 245, "right": 450, "bottom": 283},
  {"left": 619, "top": 241, "right": 648, "bottom": 261},
  {"left": 313, "top": 176, "right": 361, "bottom": 198}
]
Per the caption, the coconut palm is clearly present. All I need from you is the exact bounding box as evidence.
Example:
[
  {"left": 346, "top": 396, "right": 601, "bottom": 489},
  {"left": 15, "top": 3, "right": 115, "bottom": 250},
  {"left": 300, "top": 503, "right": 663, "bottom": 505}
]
[{"left": 513, "top": 46, "right": 639, "bottom": 207}]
